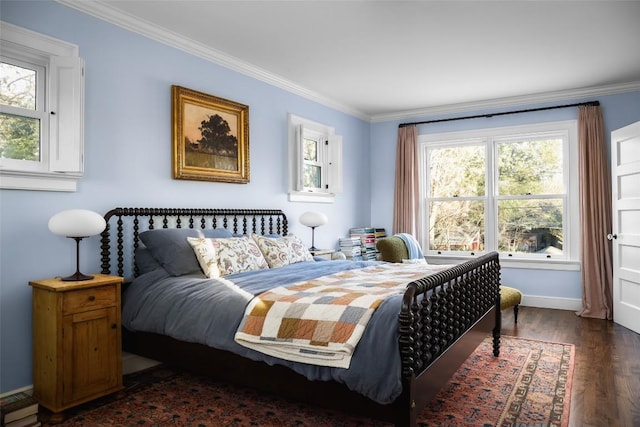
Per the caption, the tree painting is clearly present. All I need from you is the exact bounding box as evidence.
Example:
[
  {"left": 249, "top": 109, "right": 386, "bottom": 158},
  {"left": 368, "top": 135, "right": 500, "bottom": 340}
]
[
  {"left": 185, "top": 112, "right": 238, "bottom": 171},
  {"left": 172, "top": 86, "right": 249, "bottom": 183}
]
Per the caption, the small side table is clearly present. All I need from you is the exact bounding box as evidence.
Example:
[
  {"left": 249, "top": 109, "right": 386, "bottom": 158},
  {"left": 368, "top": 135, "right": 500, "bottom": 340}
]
[
  {"left": 309, "top": 249, "right": 335, "bottom": 260},
  {"left": 30, "top": 274, "right": 124, "bottom": 414}
]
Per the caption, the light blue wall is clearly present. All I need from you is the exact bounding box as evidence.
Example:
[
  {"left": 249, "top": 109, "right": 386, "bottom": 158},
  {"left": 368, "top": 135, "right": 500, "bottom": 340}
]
[
  {"left": 371, "top": 91, "right": 640, "bottom": 302},
  {"left": 2, "top": 0, "right": 639, "bottom": 394},
  {"left": 0, "top": 1, "right": 372, "bottom": 392}
]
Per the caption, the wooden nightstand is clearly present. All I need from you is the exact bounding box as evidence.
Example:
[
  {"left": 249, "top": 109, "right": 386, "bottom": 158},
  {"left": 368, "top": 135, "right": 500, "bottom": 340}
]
[
  {"left": 309, "top": 249, "right": 335, "bottom": 260},
  {"left": 30, "top": 274, "right": 124, "bottom": 413}
]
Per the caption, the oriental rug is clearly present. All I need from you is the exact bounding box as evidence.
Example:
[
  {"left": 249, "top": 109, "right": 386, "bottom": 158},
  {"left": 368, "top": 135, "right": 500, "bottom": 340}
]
[{"left": 40, "top": 336, "right": 574, "bottom": 427}]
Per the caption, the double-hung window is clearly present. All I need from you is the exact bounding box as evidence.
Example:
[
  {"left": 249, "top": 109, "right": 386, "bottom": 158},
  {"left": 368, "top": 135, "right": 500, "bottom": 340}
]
[
  {"left": 0, "top": 22, "right": 84, "bottom": 191},
  {"left": 419, "top": 120, "right": 579, "bottom": 269},
  {"left": 288, "top": 114, "right": 342, "bottom": 203}
]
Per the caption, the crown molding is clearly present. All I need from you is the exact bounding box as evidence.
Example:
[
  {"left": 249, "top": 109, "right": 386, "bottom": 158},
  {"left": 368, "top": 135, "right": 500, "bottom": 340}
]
[
  {"left": 55, "top": 0, "right": 370, "bottom": 121},
  {"left": 370, "top": 81, "right": 640, "bottom": 123}
]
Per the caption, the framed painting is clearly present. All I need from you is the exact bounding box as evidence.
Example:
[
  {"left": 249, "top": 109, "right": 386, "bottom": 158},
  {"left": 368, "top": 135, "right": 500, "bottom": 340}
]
[{"left": 172, "top": 85, "right": 249, "bottom": 183}]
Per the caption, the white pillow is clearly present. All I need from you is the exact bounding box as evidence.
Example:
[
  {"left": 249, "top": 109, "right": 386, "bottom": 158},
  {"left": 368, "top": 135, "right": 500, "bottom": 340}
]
[
  {"left": 209, "top": 235, "right": 269, "bottom": 276},
  {"left": 187, "top": 237, "right": 221, "bottom": 278},
  {"left": 252, "top": 234, "right": 313, "bottom": 268}
]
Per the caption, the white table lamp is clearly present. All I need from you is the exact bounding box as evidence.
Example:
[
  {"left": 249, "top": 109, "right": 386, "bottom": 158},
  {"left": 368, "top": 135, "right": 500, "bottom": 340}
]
[
  {"left": 299, "top": 211, "right": 328, "bottom": 251},
  {"left": 48, "top": 209, "right": 106, "bottom": 281}
]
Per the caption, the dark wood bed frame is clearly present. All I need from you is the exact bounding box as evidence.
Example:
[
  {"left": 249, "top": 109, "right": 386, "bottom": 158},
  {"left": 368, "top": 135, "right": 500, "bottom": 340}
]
[{"left": 100, "top": 207, "right": 501, "bottom": 427}]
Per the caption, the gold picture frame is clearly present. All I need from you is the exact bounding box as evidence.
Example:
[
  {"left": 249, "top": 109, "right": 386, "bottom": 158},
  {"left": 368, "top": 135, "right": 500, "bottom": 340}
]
[{"left": 172, "top": 85, "right": 249, "bottom": 183}]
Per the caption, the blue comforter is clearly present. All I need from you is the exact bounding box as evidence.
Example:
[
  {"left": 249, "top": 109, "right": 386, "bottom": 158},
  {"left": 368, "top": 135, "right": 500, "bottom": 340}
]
[{"left": 122, "top": 260, "right": 411, "bottom": 404}]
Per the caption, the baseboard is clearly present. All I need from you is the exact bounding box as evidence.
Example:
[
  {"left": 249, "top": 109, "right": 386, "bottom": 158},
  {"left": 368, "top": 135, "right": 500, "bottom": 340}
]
[
  {"left": 122, "top": 351, "right": 161, "bottom": 375},
  {"left": 0, "top": 385, "right": 32, "bottom": 398},
  {"left": 521, "top": 294, "right": 582, "bottom": 311}
]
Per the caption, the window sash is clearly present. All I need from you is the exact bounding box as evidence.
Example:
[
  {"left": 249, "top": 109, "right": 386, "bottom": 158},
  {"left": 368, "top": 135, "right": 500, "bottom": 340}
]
[
  {"left": 0, "top": 56, "right": 48, "bottom": 171},
  {"left": 419, "top": 121, "right": 577, "bottom": 263},
  {"left": 302, "top": 132, "right": 326, "bottom": 191}
]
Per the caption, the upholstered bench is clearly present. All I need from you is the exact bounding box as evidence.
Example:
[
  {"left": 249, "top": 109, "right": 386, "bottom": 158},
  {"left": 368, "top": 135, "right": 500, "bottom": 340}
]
[{"left": 500, "top": 286, "right": 523, "bottom": 323}]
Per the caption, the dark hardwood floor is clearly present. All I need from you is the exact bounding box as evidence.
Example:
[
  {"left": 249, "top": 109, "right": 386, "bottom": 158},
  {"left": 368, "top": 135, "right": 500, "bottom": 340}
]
[{"left": 500, "top": 306, "right": 640, "bottom": 427}]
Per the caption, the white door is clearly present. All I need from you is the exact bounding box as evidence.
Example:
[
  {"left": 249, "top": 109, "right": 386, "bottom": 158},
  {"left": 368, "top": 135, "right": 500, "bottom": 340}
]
[{"left": 611, "top": 121, "right": 640, "bottom": 334}]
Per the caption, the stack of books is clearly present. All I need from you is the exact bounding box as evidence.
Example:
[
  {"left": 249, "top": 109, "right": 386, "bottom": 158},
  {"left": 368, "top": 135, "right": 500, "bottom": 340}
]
[
  {"left": 338, "top": 236, "right": 362, "bottom": 260},
  {"left": 0, "top": 391, "right": 40, "bottom": 427},
  {"left": 374, "top": 228, "right": 387, "bottom": 241},
  {"left": 349, "top": 227, "right": 378, "bottom": 260}
]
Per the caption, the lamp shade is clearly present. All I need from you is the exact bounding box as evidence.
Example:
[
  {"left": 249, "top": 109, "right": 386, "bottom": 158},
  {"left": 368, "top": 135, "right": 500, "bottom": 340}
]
[
  {"left": 48, "top": 209, "right": 106, "bottom": 237},
  {"left": 299, "top": 211, "right": 328, "bottom": 228}
]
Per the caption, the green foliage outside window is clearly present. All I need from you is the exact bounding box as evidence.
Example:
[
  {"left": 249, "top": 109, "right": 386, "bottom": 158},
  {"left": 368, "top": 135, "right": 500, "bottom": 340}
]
[
  {"left": 428, "top": 137, "right": 564, "bottom": 255},
  {"left": 0, "top": 62, "right": 39, "bottom": 161},
  {"left": 303, "top": 138, "right": 321, "bottom": 189}
]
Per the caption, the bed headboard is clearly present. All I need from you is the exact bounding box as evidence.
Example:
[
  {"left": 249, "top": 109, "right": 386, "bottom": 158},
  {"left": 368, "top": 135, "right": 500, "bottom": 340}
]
[{"left": 100, "top": 207, "right": 288, "bottom": 278}]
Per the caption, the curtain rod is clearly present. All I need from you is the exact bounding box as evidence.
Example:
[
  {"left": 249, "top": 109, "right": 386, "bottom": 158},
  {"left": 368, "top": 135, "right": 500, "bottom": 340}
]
[{"left": 398, "top": 100, "right": 600, "bottom": 128}]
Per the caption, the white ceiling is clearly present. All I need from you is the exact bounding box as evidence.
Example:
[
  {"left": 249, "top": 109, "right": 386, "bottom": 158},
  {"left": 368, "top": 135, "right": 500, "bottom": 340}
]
[{"left": 60, "top": 0, "right": 640, "bottom": 120}]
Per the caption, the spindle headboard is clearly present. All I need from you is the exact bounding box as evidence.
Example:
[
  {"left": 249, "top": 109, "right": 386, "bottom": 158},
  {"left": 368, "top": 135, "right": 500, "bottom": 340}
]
[{"left": 100, "top": 207, "right": 288, "bottom": 278}]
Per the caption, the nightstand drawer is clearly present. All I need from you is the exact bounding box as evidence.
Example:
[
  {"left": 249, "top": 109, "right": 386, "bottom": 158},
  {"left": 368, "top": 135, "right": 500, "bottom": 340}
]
[{"left": 63, "top": 285, "right": 116, "bottom": 314}]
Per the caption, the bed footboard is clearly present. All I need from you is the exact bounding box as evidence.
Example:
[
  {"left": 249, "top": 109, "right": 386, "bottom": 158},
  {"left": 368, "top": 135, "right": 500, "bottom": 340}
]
[{"left": 396, "top": 252, "right": 501, "bottom": 425}]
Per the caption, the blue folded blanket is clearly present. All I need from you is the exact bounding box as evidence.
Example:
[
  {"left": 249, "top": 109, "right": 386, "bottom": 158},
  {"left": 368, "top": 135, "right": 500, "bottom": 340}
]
[{"left": 395, "top": 233, "right": 424, "bottom": 259}]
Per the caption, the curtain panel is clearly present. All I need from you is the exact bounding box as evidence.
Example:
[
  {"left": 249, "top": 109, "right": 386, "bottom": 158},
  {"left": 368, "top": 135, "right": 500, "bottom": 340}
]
[
  {"left": 392, "top": 125, "right": 419, "bottom": 237},
  {"left": 576, "top": 105, "right": 613, "bottom": 320}
]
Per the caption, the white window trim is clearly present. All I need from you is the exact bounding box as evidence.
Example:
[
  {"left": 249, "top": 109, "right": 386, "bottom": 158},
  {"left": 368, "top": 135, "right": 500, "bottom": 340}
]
[
  {"left": 418, "top": 120, "right": 580, "bottom": 271},
  {"left": 288, "top": 114, "right": 342, "bottom": 203},
  {"left": 0, "top": 21, "right": 84, "bottom": 192}
]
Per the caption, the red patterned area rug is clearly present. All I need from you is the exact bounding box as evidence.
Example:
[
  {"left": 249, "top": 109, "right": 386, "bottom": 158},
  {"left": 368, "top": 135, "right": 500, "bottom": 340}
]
[{"left": 41, "top": 336, "right": 574, "bottom": 427}]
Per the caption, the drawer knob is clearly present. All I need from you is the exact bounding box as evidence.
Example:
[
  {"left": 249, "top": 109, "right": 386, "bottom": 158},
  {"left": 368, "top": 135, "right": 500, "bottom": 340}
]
[
  {"left": 111, "top": 323, "right": 117, "bottom": 329},
  {"left": 88, "top": 295, "right": 96, "bottom": 301}
]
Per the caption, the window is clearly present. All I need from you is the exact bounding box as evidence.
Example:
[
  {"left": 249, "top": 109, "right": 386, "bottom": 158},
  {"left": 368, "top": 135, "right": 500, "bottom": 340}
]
[
  {"left": 288, "top": 114, "right": 342, "bottom": 203},
  {"left": 0, "top": 22, "right": 84, "bottom": 191},
  {"left": 419, "top": 120, "right": 579, "bottom": 268}
]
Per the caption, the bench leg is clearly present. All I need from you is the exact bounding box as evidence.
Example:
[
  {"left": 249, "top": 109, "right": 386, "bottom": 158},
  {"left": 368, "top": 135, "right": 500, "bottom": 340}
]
[{"left": 514, "top": 305, "right": 519, "bottom": 323}]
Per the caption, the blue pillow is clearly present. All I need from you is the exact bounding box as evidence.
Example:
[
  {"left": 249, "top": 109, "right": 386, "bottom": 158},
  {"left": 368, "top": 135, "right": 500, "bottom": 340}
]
[
  {"left": 201, "top": 228, "right": 234, "bottom": 238},
  {"left": 139, "top": 228, "right": 202, "bottom": 276},
  {"left": 135, "top": 247, "right": 162, "bottom": 275}
]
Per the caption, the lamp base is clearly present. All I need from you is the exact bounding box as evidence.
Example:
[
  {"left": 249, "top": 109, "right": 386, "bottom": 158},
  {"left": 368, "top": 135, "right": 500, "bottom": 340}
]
[{"left": 61, "top": 271, "right": 94, "bottom": 281}]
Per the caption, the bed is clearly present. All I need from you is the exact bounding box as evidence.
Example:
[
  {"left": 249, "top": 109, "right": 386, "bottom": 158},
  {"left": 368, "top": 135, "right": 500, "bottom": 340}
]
[{"left": 100, "top": 207, "right": 501, "bottom": 427}]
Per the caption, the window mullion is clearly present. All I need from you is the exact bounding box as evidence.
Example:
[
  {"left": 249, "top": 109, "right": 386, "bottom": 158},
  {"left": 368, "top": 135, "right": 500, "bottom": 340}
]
[{"left": 485, "top": 138, "right": 497, "bottom": 253}]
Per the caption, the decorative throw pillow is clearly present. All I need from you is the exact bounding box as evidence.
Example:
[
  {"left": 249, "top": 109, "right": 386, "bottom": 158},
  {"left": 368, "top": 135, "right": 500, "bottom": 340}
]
[
  {"left": 253, "top": 234, "right": 314, "bottom": 268},
  {"left": 187, "top": 237, "right": 221, "bottom": 278},
  {"left": 209, "top": 236, "right": 269, "bottom": 276},
  {"left": 139, "top": 228, "right": 202, "bottom": 276}
]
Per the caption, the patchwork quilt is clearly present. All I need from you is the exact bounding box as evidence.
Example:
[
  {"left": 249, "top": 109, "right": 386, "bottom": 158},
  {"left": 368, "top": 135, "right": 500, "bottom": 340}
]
[{"left": 234, "top": 263, "right": 448, "bottom": 368}]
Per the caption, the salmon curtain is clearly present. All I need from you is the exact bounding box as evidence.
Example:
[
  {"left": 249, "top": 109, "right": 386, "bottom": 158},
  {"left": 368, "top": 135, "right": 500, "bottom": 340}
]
[
  {"left": 392, "top": 125, "right": 420, "bottom": 237},
  {"left": 576, "top": 105, "right": 613, "bottom": 319}
]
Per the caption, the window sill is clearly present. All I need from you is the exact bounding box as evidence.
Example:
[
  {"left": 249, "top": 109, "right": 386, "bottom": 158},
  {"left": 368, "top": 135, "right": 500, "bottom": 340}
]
[
  {"left": 426, "top": 254, "right": 580, "bottom": 271},
  {"left": 288, "top": 191, "right": 335, "bottom": 203},
  {"left": 0, "top": 169, "right": 81, "bottom": 192}
]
